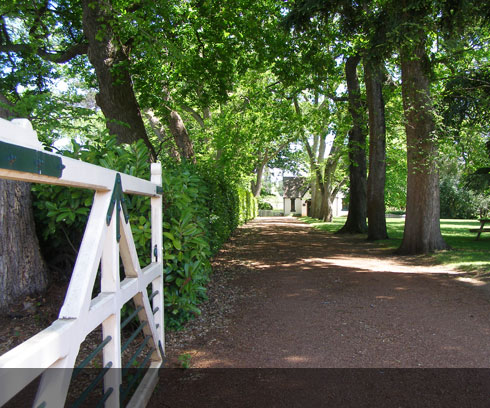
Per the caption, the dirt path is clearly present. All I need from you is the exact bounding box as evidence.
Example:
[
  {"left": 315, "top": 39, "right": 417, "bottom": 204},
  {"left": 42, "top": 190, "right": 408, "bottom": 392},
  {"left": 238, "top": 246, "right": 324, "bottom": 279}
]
[
  {"left": 165, "top": 217, "right": 490, "bottom": 368},
  {"left": 152, "top": 217, "right": 490, "bottom": 407}
]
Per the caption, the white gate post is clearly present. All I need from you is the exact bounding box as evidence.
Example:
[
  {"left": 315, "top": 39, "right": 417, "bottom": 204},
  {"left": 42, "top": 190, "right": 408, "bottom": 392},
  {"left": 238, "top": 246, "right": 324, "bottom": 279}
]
[{"left": 150, "top": 163, "right": 164, "bottom": 356}]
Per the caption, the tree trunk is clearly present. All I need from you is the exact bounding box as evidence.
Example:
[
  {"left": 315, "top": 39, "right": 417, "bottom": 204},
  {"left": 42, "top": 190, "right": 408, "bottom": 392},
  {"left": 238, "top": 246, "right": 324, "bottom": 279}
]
[
  {"left": 0, "top": 101, "right": 47, "bottom": 312},
  {"left": 0, "top": 180, "right": 48, "bottom": 311},
  {"left": 145, "top": 110, "right": 181, "bottom": 162},
  {"left": 364, "top": 58, "right": 388, "bottom": 240},
  {"left": 81, "top": 0, "right": 156, "bottom": 160},
  {"left": 166, "top": 110, "right": 196, "bottom": 164},
  {"left": 310, "top": 181, "right": 322, "bottom": 219},
  {"left": 321, "top": 189, "right": 334, "bottom": 222},
  {"left": 337, "top": 55, "right": 368, "bottom": 234},
  {"left": 252, "top": 159, "right": 267, "bottom": 197},
  {"left": 397, "top": 22, "right": 449, "bottom": 254}
]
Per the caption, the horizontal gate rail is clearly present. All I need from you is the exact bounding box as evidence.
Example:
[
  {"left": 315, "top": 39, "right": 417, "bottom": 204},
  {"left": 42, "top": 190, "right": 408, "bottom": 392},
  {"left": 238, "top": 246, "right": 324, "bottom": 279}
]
[{"left": 0, "top": 118, "right": 164, "bottom": 407}]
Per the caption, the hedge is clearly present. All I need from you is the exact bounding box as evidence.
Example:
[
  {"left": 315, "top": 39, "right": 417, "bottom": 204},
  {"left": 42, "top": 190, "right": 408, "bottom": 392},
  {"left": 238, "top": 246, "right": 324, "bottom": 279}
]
[{"left": 32, "top": 135, "right": 257, "bottom": 329}]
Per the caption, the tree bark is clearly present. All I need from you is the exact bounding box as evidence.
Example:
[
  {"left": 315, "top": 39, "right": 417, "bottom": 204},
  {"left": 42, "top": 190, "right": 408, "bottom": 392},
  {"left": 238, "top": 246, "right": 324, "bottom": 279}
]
[
  {"left": 0, "top": 100, "right": 47, "bottom": 312},
  {"left": 310, "top": 181, "right": 322, "bottom": 219},
  {"left": 251, "top": 158, "right": 267, "bottom": 197},
  {"left": 303, "top": 132, "right": 343, "bottom": 222},
  {"left": 321, "top": 144, "right": 344, "bottom": 222},
  {"left": 166, "top": 110, "right": 196, "bottom": 163},
  {"left": 145, "top": 109, "right": 181, "bottom": 162},
  {"left": 397, "top": 18, "right": 449, "bottom": 254},
  {"left": 337, "top": 55, "right": 368, "bottom": 234},
  {"left": 81, "top": 0, "right": 156, "bottom": 160},
  {"left": 321, "top": 189, "right": 334, "bottom": 222},
  {"left": 364, "top": 58, "right": 388, "bottom": 240}
]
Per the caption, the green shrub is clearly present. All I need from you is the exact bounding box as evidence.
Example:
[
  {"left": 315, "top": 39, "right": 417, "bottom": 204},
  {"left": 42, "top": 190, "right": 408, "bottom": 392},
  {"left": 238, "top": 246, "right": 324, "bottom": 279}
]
[
  {"left": 237, "top": 188, "right": 257, "bottom": 224},
  {"left": 200, "top": 166, "right": 240, "bottom": 254},
  {"left": 258, "top": 201, "right": 273, "bottom": 210},
  {"left": 160, "top": 165, "right": 212, "bottom": 328},
  {"left": 32, "top": 137, "right": 152, "bottom": 278},
  {"left": 440, "top": 177, "right": 479, "bottom": 219},
  {"left": 32, "top": 134, "right": 257, "bottom": 329}
]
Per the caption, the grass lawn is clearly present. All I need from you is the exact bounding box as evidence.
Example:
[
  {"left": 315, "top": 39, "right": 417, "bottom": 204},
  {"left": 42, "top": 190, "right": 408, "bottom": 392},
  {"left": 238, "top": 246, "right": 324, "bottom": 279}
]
[{"left": 300, "top": 216, "right": 490, "bottom": 277}]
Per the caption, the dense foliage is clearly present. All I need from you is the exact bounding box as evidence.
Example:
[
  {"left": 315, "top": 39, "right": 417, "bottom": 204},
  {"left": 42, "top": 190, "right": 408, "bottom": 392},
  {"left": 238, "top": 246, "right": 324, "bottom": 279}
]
[
  {"left": 2, "top": 0, "right": 490, "bottom": 315},
  {"left": 32, "top": 134, "right": 257, "bottom": 328},
  {"left": 439, "top": 176, "right": 479, "bottom": 219}
]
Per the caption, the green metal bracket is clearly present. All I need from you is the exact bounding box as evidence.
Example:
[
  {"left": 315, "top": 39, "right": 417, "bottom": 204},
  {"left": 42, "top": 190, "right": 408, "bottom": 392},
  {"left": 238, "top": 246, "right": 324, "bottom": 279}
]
[
  {"left": 0, "top": 141, "right": 64, "bottom": 178},
  {"left": 153, "top": 245, "right": 158, "bottom": 262},
  {"left": 156, "top": 186, "right": 163, "bottom": 195},
  {"left": 106, "top": 173, "right": 129, "bottom": 242}
]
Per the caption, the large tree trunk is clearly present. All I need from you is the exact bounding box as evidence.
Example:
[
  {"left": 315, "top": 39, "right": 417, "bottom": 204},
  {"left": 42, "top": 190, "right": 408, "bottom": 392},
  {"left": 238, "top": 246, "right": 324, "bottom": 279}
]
[
  {"left": 0, "top": 102, "right": 47, "bottom": 312},
  {"left": 310, "top": 181, "right": 322, "bottom": 219},
  {"left": 321, "top": 189, "right": 334, "bottom": 222},
  {"left": 397, "top": 17, "right": 449, "bottom": 254},
  {"left": 320, "top": 146, "right": 344, "bottom": 223},
  {"left": 81, "top": 0, "right": 156, "bottom": 160},
  {"left": 364, "top": 58, "right": 388, "bottom": 240},
  {"left": 0, "top": 181, "right": 48, "bottom": 311},
  {"left": 337, "top": 55, "right": 368, "bottom": 234}
]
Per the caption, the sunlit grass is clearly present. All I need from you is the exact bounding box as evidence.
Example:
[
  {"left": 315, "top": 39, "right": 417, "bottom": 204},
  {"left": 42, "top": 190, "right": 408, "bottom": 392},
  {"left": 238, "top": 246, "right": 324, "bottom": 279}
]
[{"left": 300, "top": 216, "right": 490, "bottom": 276}]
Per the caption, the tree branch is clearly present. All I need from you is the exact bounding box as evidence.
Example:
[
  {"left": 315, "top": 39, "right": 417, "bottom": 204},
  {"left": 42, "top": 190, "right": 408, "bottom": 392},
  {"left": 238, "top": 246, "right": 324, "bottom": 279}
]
[
  {"left": 293, "top": 96, "right": 302, "bottom": 116},
  {"left": 0, "top": 17, "right": 11, "bottom": 45},
  {"left": 180, "top": 104, "right": 206, "bottom": 129},
  {"left": 326, "top": 93, "right": 348, "bottom": 103},
  {"left": 0, "top": 93, "right": 16, "bottom": 120},
  {"left": 302, "top": 134, "right": 314, "bottom": 162},
  {"left": 29, "top": 0, "right": 50, "bottom": 39},
  {"left": 0, "top": 42, "right": 88, "bottom": 63}
]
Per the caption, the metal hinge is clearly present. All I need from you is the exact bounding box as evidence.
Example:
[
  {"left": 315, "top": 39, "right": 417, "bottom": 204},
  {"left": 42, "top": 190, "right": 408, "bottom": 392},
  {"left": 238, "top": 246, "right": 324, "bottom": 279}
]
[
  {"left": 106, "top": 173, "right": 129, "bottom": 242},
  {"left": 0, "top": 141, "right": 65, "bottom": 177}
]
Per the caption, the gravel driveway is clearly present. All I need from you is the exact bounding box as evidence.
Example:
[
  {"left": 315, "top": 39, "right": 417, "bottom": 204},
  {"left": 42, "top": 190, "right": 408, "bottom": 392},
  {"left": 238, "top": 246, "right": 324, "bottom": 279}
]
[{"left": 155, "top": 217, "right": 490, "bottom": 407}]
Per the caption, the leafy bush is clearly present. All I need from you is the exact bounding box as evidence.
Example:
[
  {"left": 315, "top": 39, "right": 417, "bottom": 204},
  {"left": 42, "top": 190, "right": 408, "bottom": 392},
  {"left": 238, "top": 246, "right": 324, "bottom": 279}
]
[
  {"left": 440, "top": 176, "right": 479, "bottom": 219},
  {"left": 237, "top": 188, "right": 257, "bottom": 224},
  {"left": 161, "top": 165, "right": 257, "bottom": 328},
  {"left": 33, "top": 137, "right": 151, "bottom": 278},
  {"left": 258, "top": 196, "right": 273, "bottom": 210},
  {"left": 200, "top": 166, "right": 240, "bottom": 254},
  {"left": 160, "top": 165, "right": 212, "bottom": 328},
  {"left": 32, "top": 134, "right": 257, "bottom": 329}
]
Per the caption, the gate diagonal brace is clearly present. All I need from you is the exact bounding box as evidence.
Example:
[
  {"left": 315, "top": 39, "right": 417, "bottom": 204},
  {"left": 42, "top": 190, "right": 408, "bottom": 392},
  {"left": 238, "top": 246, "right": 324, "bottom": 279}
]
[{"left": 106, "top": 173, "right": 130, "bottom": 242}]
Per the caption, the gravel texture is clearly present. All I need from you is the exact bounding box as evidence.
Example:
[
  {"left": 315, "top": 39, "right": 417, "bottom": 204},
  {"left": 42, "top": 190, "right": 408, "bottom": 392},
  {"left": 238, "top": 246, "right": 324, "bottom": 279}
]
[{"left": 164, "top": 217, "right": 490, "bottom": 369}]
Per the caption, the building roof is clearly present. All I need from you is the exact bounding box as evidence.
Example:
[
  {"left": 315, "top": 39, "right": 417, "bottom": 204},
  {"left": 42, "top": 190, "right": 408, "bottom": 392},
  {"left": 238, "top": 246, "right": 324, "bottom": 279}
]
[{"left": 283, "top": 177, "right": 309, "bottom": 198}]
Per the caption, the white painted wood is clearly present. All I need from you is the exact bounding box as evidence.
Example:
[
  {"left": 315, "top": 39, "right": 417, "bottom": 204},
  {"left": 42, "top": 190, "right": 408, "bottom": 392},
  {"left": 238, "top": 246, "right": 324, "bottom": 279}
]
[
  {"left": 0, "top": 156, "right": 159, "bottom": 196},
  {"left": 101, "top": 214, "right": 122, "bottom": 408},
  {"left": 102, "top": 314, "right": 122, "bottom": 408},
  {"left": 119, "top": 218, "right": 141, "bottom": 279},
  {"left": 0, "top": 118, "right": 43, "bottom": 149},
  {"left": 126, "top": 363, "right": 160, "bottom": 408},
  {"left": 119, "top": 218, "right": 162, "bottom": 362},
  {"left": 0, "top": 319, "right": 75, "bottom": 369},
  {"left": 151, "top": 163, "right": 164, "bottom": 354},
  {"left": 33, "top": 351, "right": 79, "bottom": 408},
  {"left": 0, "top": 319, "right": 75, "bottom": 406},
  {"left": 117, "top": 264, "right": 161, "bottom": 307},
  {"left": 0, "top": 119, "right": 159, "bottom": 196},
  {"left": 0, "top": 126, "right": 164, "bottom": 407}
]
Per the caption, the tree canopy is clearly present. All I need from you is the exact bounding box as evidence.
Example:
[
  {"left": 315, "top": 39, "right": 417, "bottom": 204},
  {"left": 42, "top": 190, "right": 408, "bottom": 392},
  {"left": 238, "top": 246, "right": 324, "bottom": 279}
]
[{"left": 1, "top": 0, "right": 489, "bottom": 254}]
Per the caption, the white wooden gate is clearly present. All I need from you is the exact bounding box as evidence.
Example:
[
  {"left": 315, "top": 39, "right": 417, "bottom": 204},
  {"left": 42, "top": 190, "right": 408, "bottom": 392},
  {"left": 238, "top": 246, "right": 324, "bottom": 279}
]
[{"left": 0, "top": 118, "right": 164, "bottom": 407}]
